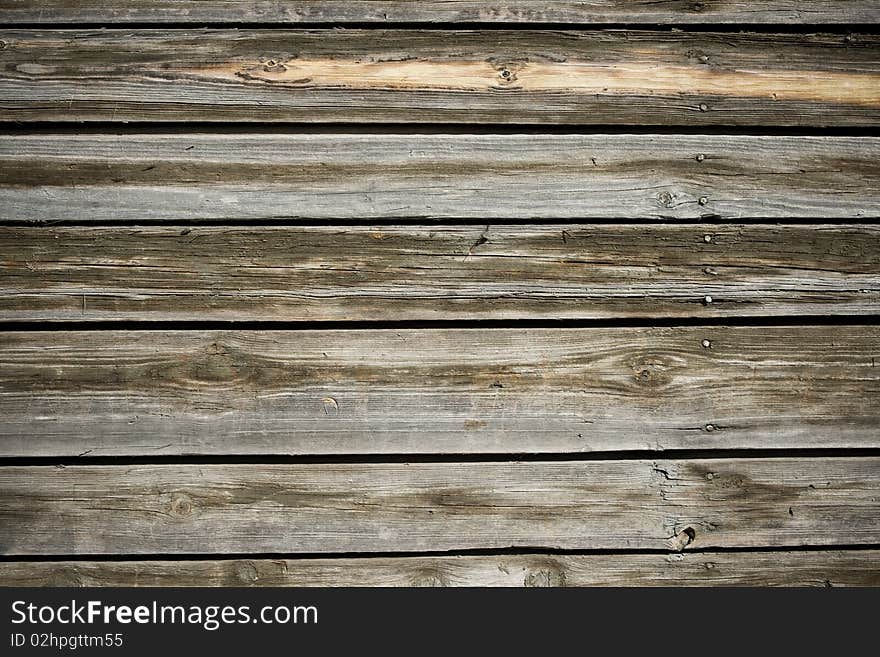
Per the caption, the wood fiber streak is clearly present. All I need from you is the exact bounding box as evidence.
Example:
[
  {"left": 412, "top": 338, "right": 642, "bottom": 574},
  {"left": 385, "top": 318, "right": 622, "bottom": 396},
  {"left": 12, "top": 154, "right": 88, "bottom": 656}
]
[
  {"left": 1, "top": 30, "right": 879, "bottom": 124},
  {"left": 2, "top": 134, "right": 879, "bottom": 221},
  {"left": 3, "top": 551, "right": 878, "bottom": 587},
  {"left": 0, "top": 459, "right": 878, "bottom": 554},
  {"left": 1, "top": 1, "right": 878, "bottom": 24},
  {"left": 1, "top": 225, "right": 878, "bottom": 321},
  {"left": 0, "top": 327, "right": 877, "bottom": 456}
]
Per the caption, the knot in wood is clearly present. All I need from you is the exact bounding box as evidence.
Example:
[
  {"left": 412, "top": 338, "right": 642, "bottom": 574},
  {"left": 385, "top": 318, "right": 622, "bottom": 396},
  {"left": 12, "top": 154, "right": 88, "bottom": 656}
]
[
  {"left": 234, "top": 561, "right": 259, "bottom": 583},
  {"left": 496, "top": 66, "right": 517, "bottom": 85},
  {"left": 170, "top": 493, "right": 193, "bottom": 517},
  {"left": 524, "top": 561, "right": 566, "bottom": 587},
  {"left": 632, "top": 355, "right": 673, "bottom": 389},
  {"left": 668, "top": 526, "right": 696, "bottom": 552},
  {"left": 410, "top": 568, "right": 449, "bottom": 587},
  {"left": 262, "top": 60, "right": 287, "bottom": 73}
]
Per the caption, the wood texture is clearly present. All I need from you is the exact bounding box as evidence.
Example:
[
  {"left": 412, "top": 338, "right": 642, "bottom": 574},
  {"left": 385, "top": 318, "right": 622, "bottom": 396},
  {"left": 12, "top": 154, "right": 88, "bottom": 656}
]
[
  {"left": 1, "top": 458, "right": 878, "bottom": 555},
  {"left": 1, "top": 327, "right": 877, "bottom": 457},
  {"left": 1, "top": 224, "right": 879, "bottom": 322},
  {"left": 2, "top": 2, "right": 878, "bottom": 25},
  {"left": 1, "top": 30, "right": 879, "bottom": 125},
  {"left": 3, "top": 134, "right": 879, "bottom": 221},
  {"left": 3, "top": 551, "right": 878, "bottom": 587}
]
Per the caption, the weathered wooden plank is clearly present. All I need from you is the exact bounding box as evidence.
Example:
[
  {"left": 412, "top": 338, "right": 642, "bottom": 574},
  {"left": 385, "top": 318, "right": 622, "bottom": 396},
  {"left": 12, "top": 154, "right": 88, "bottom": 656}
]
[
  {"left": 2, "top": 2, "right": 878, "bottom": 25},
  {"left": 1, "top": 30, "right": 878, "bottom": 125},
  {"left": 1, "top": 327, "right": 877, "bottom": 457},
  {"left": 2, "top": 134, "right": 879, "bottom": 221},
  {"left": 1, "top": 458, "right": 878, "bottom": 554},
  {"left": 1, "top": 225, "right": 878, "bottom": 322},
  {"left": 3, "top": 551, "right": 878, "bottom": 587}
]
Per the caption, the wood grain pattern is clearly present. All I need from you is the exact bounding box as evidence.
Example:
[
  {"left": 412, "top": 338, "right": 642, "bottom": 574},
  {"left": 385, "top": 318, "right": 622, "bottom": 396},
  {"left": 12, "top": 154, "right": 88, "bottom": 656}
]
[
  {"left": 3, "top": 551, "right": 878, "bottom": 587},
  {"left": 2, "top": 1, "right": 878, "bottom": 25},
  {"left": 1, "top": 327, "right": 877, "bottom": 457},
  {"left": 1, "top": 224, "right": 878, "bottom": 322},
  {"left": 3, "top": 134, "right": 879, "bottom": 221},
  {"left": 1, "top": 30, "right": 879, "bottom": 125},
  {"left": 1, "top": 458, "right": 878, "bottom": 555}
]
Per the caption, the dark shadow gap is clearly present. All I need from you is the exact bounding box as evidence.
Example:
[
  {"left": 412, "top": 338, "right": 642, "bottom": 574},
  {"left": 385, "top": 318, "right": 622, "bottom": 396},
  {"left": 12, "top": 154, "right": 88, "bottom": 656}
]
[
  {"left": 0, "top": 316, "right": 878, "bottom": 332},
  {"left": 2, "top": 543, "right": 879, "bottom": 563},
  {"left": 2, "top": 217, "right": 879, "bottom": 227},
  {"left": 1, "top": 22, "right": 879, "bottom": 33},
  {"left": 2, "top": 448, "right": 880, "bottom": 467},
  {"left": 2, "top": 123, "right": 880, "bottom": 137}
]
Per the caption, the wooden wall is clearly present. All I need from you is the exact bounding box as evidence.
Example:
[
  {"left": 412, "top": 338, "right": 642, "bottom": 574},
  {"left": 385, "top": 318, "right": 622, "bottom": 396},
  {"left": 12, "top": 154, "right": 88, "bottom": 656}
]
[{"left": 0, "top": 1, "right": 878, "bottom": 586}]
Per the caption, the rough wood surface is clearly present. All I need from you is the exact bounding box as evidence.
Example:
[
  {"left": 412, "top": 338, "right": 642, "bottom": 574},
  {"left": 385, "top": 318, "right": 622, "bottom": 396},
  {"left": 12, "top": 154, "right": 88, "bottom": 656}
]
[
  {"left": 2, "top": 2, "right": 878, "bottom": 25},
  {"left": 3, "top": 134, "right": 879, "bottom": 221},
  {"left": 3, "top": 551, "right": 877, "bottom": 587},
  {"left": 1, "top": 327, "right": 877, "bottom": 457},
  {"left": 1, "top": 30, "right": 879, "bottom": 125},
  {"left": 1, "top": 458, "right": 878, "bottom": 555},
  {"left": 1, "top": 224, "right": 878, "bottom": 322}
]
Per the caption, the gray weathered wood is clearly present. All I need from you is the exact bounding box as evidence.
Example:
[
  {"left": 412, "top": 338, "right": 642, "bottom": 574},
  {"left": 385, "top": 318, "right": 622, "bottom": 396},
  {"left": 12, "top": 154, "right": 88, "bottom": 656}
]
[
  {"left": 1, "top": 30, "right": 878, "bottom": 125},
  {"left": 2, "top": 2, "right": 878, "bottom": 25},
  {"left": 1, "top": 327, "right": 877, "bottom": 457},
  {"left": 3, "top": 551, "right": 877, "bottom": 587},
  {"left": 1, "top": 225, "right": 878, "bottom": 321},
  {"left": 2, "top": 134, "right": 879, "bottom": 221},
  {"left": 1, "top": 458, "right": 878, "bottom": 554}
]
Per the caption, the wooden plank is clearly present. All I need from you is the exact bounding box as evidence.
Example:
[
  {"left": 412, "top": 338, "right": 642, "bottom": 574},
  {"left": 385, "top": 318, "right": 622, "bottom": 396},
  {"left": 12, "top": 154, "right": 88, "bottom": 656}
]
[
  {"left": 1, "top": 224, "right": 879, "bottom": 322},
  {"left": 2, "top": 2, "right": 879, "bottom": 25},
  {"left": 3, "top": 551, "right": 878, "bottom": 586},
  {"left": 1, "top": 30, "right": 879, "bottom": 125},
  {"left": 0, "top": 327, "right": 877, "bottom": 457},
  {"left": 1, "top": 458, "right": 878, "bottom": 554},
  {"left": 2, "top": 134, "right": 879, "bottom": 221}
]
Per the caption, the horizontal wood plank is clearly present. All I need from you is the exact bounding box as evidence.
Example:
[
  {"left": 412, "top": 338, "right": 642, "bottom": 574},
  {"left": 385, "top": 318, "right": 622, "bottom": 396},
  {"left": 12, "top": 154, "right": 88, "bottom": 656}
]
[
  {"left": 1, "top": 458, "right": 878, "bottom": 554},
  {"left": 1, "top": 224, "right": 879, "bottom": 322},
  {"left": 1, "top": 30, "right": 879, "bottom": 124},
  {"left": 2, "top": 134, "right": 879, "bottom": 221},
  {"left": 1, "top": 327, "right": 877, "bottom": 457},
  {"left": 3, "top": 551, "right": 878, "bottom": 586},
  {"left": 2, "top": 2, "right": 878, "bottom": 25}
]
